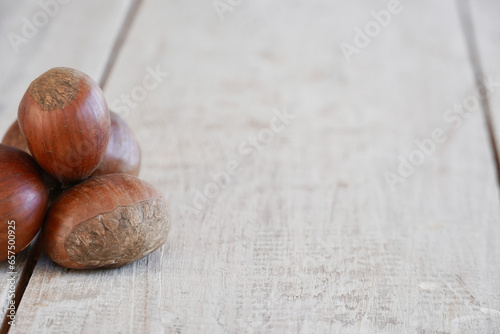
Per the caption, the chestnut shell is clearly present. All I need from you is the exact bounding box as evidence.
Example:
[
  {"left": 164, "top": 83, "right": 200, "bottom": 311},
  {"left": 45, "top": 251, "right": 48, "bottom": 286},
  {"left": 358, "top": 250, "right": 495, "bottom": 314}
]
[
  {"left": 0, "top": 144, "right": 49, "bottom": 261},
  {"left": 92, "top": 111, "right": 141, "bottom": 177},
  {"left": 43, "top": 174, "right": 170, "bottom": 269},
  {"left": 18, "top": 67, "right": 110, "bottom": 184},
  {"left": 1, "top": 120, "right": 29, "bottom": 153}
]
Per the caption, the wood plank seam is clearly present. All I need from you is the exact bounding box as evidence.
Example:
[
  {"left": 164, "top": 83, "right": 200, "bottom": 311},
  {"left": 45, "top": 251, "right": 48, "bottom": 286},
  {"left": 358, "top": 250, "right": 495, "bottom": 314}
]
[
  {"left": 456, "top": 0, "right": 500, "bottom": 185},
  {"left": 0, "top": 237, "right": 42, "bottom": 334},
  {"left": 100, "top": 0, "right": 144, "bottom": 90}
]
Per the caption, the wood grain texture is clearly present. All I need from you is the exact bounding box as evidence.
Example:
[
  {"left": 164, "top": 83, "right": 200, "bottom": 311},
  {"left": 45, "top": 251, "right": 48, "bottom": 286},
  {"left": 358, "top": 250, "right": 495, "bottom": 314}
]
[
  {"left": 9, "top": 0, "right": 500, "bottom": 333},
  {"left": 0, "top": 0, "right": 134, "bottom": 329}
]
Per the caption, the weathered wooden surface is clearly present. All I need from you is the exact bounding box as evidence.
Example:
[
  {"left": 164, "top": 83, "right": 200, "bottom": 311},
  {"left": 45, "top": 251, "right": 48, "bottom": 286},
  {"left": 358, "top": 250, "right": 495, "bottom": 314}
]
[
  {"left": 4, "top": 0, "right": 500, "bottom": 333},
  {"left": 0, "top": 0, "right": 134, "bottom": 330}
]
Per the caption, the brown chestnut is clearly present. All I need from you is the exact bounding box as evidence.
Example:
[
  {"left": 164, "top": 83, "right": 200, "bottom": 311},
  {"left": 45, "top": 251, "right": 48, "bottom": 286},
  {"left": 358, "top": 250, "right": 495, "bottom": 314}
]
[
  {"left": 0, "top": 144, "right": 49, "bottom": 262},
  {"left": 1, "top": 120, "right": 29, "bottom": 153},
  {"left": 43, "top": 173, "right": 170, "bottom": 269},
  {"left": 92, "top": 111, "right": 141, "bottom": 177},
  {"left": 18, "top": 67, "right": 110, "bottom": 184}
]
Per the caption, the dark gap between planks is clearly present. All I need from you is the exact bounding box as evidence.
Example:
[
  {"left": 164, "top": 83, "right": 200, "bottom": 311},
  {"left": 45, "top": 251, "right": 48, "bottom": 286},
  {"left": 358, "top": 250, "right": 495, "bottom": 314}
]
[
  {"left": 456, "top": 0, "right": 500, "bottom": 185},
  {"left": 100, "top": 0, "right": 144, "bottom": 90},
  {"left": 0, "top": 237, "right": 42, "bottom": 334}
]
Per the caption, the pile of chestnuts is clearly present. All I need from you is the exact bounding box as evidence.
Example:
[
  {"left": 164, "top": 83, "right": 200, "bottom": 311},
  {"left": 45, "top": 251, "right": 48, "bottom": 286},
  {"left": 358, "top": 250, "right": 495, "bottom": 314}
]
[{"left": 0, "top": 67, "right": 170, "bottom": 269}]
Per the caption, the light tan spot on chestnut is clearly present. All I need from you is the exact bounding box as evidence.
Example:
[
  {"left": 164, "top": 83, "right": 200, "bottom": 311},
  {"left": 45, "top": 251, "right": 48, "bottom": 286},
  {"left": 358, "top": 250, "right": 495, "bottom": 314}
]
[{"left": 29, "top": 68, "right": 81, "bottom": 110}]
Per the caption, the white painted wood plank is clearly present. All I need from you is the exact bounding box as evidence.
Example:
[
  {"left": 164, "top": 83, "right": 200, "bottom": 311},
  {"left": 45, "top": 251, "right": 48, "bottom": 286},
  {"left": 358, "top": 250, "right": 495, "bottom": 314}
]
[
  {"left": 0, "top": 0, "right": 133, "bottom": 329},
  {"left": 12, "top": 0, "right": 500, "bottom": 333}
]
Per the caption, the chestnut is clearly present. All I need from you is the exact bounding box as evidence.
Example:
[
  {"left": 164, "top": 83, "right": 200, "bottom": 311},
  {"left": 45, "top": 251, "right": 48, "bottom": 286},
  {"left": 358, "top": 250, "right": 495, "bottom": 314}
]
[
  {"left": 92, "top": 111, "right": 141, "bottom": 177},
  {"left": 0, "top": 144, "right": 49, "bottom": 262},
  {"left": 1, "top": 120, "right": 29, "bottom": 153},
  {"left": 18, "top": 67, "right": 110, "bottom": 184},
  {"left": 43, "top": 173, "right": 170, "bottom": 269}
]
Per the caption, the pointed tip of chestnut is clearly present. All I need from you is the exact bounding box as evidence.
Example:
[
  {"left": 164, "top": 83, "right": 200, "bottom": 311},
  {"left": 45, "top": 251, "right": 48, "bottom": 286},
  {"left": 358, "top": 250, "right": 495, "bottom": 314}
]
[{"left": 18, "top": 67, "right": 110, "bottom": 184}]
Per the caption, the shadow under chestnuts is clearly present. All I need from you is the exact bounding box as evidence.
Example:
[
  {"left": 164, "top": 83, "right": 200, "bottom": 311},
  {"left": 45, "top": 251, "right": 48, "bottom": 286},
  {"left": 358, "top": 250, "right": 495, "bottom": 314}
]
[{"left": 1, "top": 67, "right": 170, "bottom": 269}]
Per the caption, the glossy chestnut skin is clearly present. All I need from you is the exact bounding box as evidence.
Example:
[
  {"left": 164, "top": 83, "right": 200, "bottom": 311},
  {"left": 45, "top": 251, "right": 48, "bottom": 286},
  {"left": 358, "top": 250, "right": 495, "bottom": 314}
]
[
  {"left": 0, "top": 144, "right": 49, "bottom": 262},
  {"left": 92, "top": 111, "right": 141, "bottom": 177},
  {"left": 1, "top": 120, "right": 29, "bottom": 153},
  {"left": 18, "top": 67, "right": 110, "bottom": 184},
  {"left": 43, "top": 174, "right": 170, "bottom": 269}
]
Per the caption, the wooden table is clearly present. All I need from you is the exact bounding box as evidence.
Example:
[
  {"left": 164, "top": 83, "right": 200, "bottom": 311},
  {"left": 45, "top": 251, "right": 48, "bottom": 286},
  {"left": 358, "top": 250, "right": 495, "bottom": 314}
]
[{"left": 1, "top": 0, "right": 500, "bottom": 333}]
